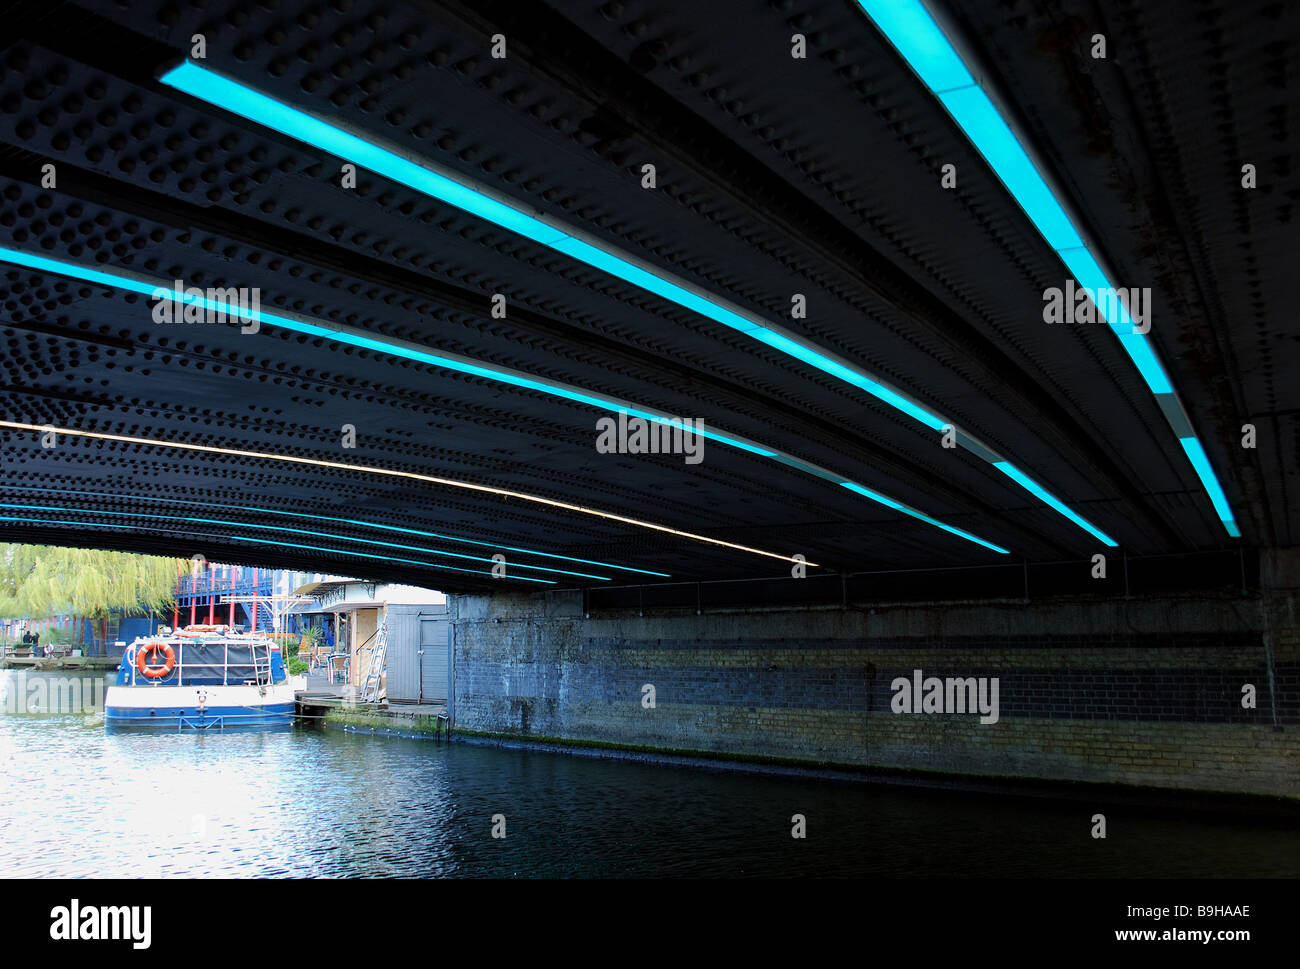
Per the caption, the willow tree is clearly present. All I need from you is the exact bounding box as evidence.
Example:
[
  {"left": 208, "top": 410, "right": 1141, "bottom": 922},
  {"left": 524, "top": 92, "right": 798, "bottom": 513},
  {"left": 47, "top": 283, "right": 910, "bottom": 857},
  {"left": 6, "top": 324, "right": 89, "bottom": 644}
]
[{"left": 0, "top": 545, "right": 185, "bottom": 649}]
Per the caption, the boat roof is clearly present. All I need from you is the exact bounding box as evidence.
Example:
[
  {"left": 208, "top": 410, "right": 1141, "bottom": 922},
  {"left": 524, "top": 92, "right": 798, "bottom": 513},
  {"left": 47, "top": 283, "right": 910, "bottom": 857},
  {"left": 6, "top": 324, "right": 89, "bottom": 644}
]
[{"left": 131, "top": 625, "right": 279, "bottom": 646}]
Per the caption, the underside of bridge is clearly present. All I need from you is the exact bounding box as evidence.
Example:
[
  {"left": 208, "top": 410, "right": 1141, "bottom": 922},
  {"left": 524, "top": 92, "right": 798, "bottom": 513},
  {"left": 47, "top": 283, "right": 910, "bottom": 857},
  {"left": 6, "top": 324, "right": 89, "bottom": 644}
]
[{"left": 0, "top": 0, "right": 1296, "bottom": 792}]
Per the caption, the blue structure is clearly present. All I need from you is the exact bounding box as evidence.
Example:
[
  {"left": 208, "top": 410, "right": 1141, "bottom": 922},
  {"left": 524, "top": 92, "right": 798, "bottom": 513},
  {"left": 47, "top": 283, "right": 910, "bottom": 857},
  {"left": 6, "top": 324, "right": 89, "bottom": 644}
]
[
  {"left": 2, "top": 566, "right": 339, "bottom": 656},
  {"left": 171, "top": 566, "right": 338, "bottom": 647}
]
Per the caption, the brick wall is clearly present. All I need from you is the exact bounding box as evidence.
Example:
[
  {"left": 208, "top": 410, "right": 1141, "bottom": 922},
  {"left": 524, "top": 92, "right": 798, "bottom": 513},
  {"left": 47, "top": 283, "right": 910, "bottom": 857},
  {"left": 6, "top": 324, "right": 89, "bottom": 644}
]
[{"left": 450, "top": 591, "right": 1300, "bottom": 796}]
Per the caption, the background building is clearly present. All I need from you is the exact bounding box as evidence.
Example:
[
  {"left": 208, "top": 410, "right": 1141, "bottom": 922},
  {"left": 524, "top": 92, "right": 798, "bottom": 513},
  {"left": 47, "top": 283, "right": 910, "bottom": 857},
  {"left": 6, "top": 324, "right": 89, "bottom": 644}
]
[{"left": 292, "top": 579, "right": 449, "bottom": 705}]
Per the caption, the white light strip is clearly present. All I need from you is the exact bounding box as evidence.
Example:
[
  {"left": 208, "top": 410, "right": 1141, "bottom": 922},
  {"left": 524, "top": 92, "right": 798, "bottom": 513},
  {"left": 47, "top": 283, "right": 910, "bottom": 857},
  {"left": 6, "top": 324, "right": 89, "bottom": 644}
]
[
  {"left": 0, "top": 246, "right": 1011, "bottom": 553},
  {"left": 0, "top": 420, "right": 809, "bottom": 565}
]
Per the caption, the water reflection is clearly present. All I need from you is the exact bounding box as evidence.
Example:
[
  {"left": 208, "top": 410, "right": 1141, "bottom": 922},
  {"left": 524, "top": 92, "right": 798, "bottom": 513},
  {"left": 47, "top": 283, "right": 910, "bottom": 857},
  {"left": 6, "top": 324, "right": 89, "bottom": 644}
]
[{"left": 0, "top": 671, "right": 1296, "bottom": 878}]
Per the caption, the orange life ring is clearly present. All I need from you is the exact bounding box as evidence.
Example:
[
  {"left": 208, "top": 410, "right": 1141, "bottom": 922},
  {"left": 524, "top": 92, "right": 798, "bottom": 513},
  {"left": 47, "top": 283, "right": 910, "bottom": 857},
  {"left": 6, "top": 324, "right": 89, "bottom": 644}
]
[{"left": 136, "top": 641, "right": 176, "bottom": 679}]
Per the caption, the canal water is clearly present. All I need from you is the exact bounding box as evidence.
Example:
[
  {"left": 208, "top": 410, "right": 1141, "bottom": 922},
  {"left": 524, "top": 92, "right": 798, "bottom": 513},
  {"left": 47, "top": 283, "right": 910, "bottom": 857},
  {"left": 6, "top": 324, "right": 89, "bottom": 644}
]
[{"left": 1, "top": 670, "right": 1296, "bottom": 878}]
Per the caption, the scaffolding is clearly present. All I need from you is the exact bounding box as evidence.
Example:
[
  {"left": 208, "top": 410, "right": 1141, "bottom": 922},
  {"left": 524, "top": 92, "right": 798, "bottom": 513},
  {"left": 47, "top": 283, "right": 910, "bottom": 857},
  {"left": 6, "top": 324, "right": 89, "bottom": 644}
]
[{"left": 220, "top": 593, "right": 314, "bottom": 641}]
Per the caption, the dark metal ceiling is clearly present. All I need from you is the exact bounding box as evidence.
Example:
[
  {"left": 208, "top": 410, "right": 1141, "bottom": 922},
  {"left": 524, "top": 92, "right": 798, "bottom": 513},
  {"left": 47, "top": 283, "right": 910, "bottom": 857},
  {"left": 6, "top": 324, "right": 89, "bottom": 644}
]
[{"left": 0, "top": 0, "right": 1294, "bottom": 592}]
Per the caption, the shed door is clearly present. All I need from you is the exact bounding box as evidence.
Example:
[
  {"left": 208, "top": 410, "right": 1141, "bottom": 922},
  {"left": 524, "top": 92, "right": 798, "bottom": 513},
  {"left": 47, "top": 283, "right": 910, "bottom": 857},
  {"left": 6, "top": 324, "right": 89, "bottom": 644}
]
[{"left": 419, "top": 617, "right": 448, "bottom": 704}]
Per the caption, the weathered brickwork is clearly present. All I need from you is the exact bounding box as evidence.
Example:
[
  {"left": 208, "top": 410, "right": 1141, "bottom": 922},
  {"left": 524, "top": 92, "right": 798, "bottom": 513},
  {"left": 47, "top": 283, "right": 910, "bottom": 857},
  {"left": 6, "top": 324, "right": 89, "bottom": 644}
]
[{"left": 451, "top": 593, "right": 1300, "bottom": 796}]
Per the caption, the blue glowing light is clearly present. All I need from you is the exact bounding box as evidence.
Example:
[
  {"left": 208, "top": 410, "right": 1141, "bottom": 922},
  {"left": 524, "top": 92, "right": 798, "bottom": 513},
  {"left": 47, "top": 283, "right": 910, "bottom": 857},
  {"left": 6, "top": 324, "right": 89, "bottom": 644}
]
[
  {"left": 0, "top": 487, "right": 671, "bottom": 576},
  {"left": 225, "top": 535, "right": 557, "bottom": 583},
  {"left": 161, "top": 63, "right": 568, "bottom": 249},
  {"left": 992, "top": 462, "right": 1117, "bottom": 546},
  {"left": 158, "top": 60, "right": 1131, "bottom": 549},
  {"left": 1113, "top": 331, "right": 1174, "bottom": 396},
  {"left": 1178, "top": 438, "right": 1239, "bottom": 533},
  {"left": 0, "top": 248, "right": 776, "bottom": 459},
  {"left": 853, "top": 0, "right": 974, "bottom": 93},
  {"left": 156, "top": 63, "right": 972, "bottom": 442},
  {"left": 857, "top": 0, "right": 1236, "bottom": 536},
  {"left": 0, "top": 502, "right": 614, "bottom": 580},
  {"left": 1056, "top": 246, "right": 1172, "bottom": 395},
  {"left": 748, "top": 328, "right": 949, "bottom": 431},
  {"left": 0, "top": 248, "right": 1012, "bottom": 552},
  {"left": 839, "top": 481, "right": 1009, "bottom": 554},
  {"left": 551, "top": 237, "right": 762, "bottom": 334},
  {"left": 936, "top": 86, "right": 1084, "bottom": 252},
  {"left": 0, "top": 511, "right": 556, "bottom": 584}
]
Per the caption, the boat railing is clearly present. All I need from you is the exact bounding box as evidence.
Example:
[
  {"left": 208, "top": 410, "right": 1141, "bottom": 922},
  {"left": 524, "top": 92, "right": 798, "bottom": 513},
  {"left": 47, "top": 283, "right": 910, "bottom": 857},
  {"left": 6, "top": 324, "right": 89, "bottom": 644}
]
[{"left": 127, "top": 638, "right": 275, "bottom": 688}]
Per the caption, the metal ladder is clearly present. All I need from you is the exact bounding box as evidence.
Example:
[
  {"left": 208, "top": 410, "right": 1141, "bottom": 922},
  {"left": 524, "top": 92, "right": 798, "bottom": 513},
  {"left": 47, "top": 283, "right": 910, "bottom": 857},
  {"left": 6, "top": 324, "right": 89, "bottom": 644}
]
[
  {"left": 249, "top": 643, "right": 271, "bottom": 692},
  {"left": 359, "top": 621, "right": 388, "bottom": 704}
]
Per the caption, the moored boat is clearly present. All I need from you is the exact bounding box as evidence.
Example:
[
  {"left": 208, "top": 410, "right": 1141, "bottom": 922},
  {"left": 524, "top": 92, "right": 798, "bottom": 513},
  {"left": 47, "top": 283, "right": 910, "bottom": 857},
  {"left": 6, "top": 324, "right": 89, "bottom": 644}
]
[{"left": 105, "top": 624, "right": 295, "bottom": 730}]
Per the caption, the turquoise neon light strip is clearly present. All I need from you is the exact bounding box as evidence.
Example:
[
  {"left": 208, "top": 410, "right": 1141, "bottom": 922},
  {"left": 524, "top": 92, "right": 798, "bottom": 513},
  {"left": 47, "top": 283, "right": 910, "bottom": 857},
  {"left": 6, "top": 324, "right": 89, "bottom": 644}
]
[
  {"left": 857, "top": 0, "right": 1238, "bottom": 537},
  {"left": 0, "top": 485, "right": 671, "bottom": 576},
  {"left": 157, "top": 60, "right": 1132, "bottom": 545},
  {"left": 746, "top": 328, "right": 948, "bottom": 431},
  {"left": 1056, "top": 246, "right": 1171, "bottom": 394},
  {"left": 853, "top": 0, "right": 974, "bottom": 94},
  {"left": 992, "top": 462, "right": 1117, "bottom": 547},
  {"left": 839, "top": 481, "right": 1009, "bottom": 553},
  {"left": 154, "top": 63, "right": 1082, "bottom": 547},
  {"left": 0, "top": 515, "right": 556, "bottom": 584},
  {"left": 224, "top": 534, "right": 557, "bottom": 583},
  {"left": 0, "top": 244, "right": 770, "bottom": 456},
  {"left": 157, "top": 62, "right": 955, "bottom": 440},
  {"left": 0, "top": 502, "right": 614, "bottom": 580},
  {"left": 0, "top": 248, "right": 1010, "bottom": 554},
  {"left": 1178, "top": 438, "right": 1240, "bottom": 537}
]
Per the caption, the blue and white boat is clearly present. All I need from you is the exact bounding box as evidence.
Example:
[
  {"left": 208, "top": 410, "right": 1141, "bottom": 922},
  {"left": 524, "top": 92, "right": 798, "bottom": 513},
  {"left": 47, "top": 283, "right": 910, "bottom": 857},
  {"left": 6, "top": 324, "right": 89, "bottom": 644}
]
[{"left": 105, "top": 624, "right": 296, "bottom": 730}]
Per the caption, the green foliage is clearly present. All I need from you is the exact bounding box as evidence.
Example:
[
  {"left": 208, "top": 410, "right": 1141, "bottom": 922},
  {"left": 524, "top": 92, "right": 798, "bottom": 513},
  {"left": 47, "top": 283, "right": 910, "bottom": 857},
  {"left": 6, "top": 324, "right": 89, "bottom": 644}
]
[
  {"left": 289, "top": 623, "right": 325, "bottom": 671},
  {"left": 298, "top": 623, "right": 325, "bottom": 652},
  {"left": 0, "top": 544, "right": 186, "bottom": 630},
  {"left": 322, "top": 710, "right": 444, "bottom": 736}
]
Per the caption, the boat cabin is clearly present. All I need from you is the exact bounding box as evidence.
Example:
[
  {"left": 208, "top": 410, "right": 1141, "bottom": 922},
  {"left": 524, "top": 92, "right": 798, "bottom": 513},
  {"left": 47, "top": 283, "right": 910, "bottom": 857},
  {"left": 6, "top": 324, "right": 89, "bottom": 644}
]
[{"left": 115, "top": 625, "right": 287, "bottom": 688}]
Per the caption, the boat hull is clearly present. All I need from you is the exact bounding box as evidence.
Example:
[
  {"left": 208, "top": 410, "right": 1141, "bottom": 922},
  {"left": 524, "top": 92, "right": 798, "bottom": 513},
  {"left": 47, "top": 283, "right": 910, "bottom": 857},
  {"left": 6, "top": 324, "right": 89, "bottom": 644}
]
[{"left": 104, "top": 683, "right": 297, "bottom": 730}]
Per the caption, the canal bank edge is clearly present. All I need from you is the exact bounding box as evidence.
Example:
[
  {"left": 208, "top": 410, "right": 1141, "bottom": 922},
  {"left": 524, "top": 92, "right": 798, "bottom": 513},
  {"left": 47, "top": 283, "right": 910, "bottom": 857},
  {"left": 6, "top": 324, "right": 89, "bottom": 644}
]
[
  {"left": 445, "top": 583, "right": 1300, "bottom": 802},
  {"left": 311, "top": 709, "right": 1300, "bottom": 823}
]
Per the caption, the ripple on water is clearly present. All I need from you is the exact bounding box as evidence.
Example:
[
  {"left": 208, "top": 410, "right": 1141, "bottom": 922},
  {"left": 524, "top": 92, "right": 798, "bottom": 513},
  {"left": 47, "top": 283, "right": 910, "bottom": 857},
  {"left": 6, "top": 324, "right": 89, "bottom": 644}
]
[{"left": 1, "top": 671, "right": 1297, "bottom": 877}]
